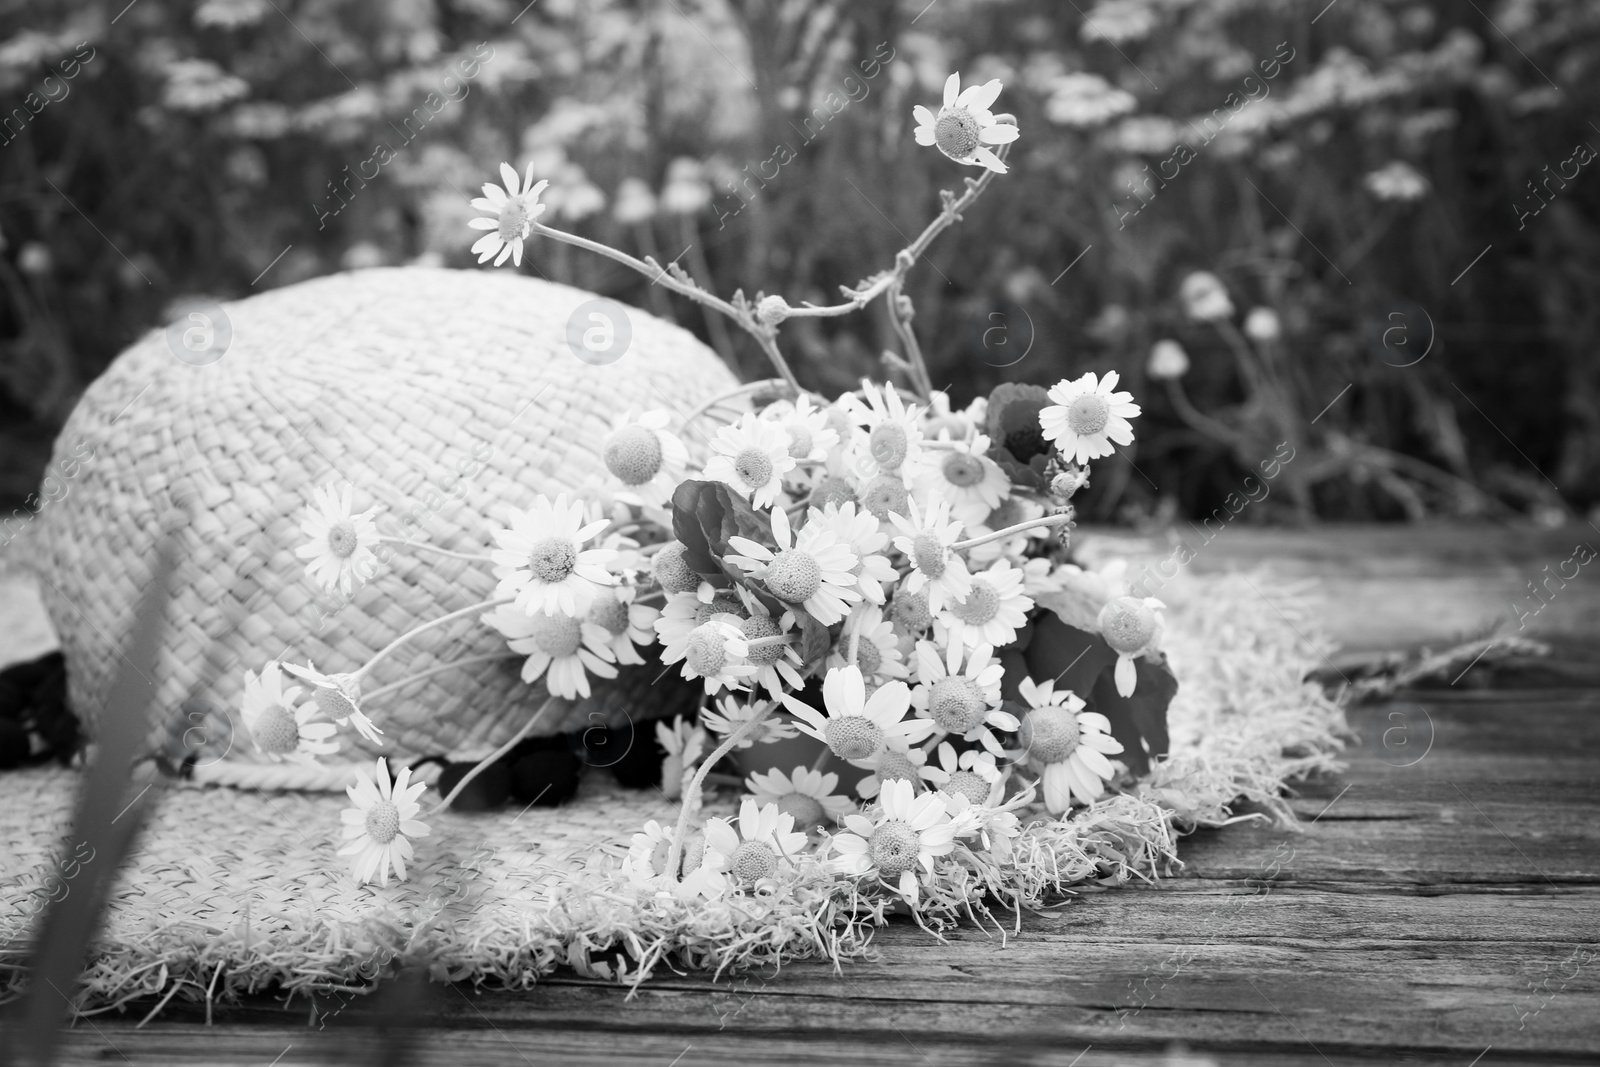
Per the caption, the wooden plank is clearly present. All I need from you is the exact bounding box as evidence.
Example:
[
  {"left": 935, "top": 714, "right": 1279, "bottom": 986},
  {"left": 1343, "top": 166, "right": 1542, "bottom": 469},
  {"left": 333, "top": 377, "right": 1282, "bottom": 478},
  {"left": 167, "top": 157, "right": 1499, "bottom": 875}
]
[
  {"left": 41, "top": 1027, "right": 1575, "bottom": 1067},
  {"left": 29, "top": 690, "right": 1600, "bottom": 1065}
]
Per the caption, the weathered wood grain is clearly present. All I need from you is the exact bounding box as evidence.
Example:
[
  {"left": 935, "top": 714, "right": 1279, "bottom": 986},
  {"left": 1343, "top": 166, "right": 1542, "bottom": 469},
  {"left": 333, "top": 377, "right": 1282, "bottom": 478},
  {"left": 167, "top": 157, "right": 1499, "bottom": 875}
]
[{"left": 29, "top": 688, "right": 1600, "bottom": 1067}]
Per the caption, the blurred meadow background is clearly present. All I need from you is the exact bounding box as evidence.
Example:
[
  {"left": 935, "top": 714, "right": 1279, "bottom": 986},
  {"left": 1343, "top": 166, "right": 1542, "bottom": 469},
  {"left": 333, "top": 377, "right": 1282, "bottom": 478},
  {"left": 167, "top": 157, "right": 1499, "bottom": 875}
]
[{"left": 2, "top": 0, "right": 1598, "bottom": 526}]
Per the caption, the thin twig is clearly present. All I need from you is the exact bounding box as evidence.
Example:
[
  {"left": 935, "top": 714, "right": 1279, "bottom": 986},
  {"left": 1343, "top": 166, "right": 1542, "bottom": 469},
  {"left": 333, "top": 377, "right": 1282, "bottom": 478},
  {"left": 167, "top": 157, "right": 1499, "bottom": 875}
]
[
  {"left": 663, "top": 699, "right": 776, "bottom": 880},
  {"left": 354, "top": 596, "right": 512, "bottom": 680},
  {"left": 362, "top": 652, "right": 522, "bottom": 700},
  {"left": 428, "top": 695, "right": 559, "bottom": 814}
]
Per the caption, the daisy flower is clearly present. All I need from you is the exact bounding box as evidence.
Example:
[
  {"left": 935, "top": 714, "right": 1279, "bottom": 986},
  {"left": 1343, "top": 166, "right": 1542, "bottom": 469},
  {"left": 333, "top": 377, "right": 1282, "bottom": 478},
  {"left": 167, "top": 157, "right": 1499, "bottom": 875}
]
[
  {"left": 1038, "top": 371, "right": 1142, "bottom": 466},
  {"left": 602, "top": 410, "right": 690, "bottom": 508},
  {"left": 915, "top": 434, "right": 1009, "bottom": 528},
  {"left": 490, "top": 494, "right": 617, "bottom": 618},
  {"left": 737, "top": 610, "right": 807, "bottom": 697},
  {"left": 828, "top": 605, "right": 909, "bottom": 689},
  {"left": 745, "top": 766, "right": 856, "bottom": 829},
  {"left": 468, "top": 162, "right": 549, "bottom": 267},
  {"left": 653, "top": 590, "right": 746, "bottom": 664},
  {"left": 936, "top": 558, "right": 1034, "bottom": 651},
  {"left": 782, "top": 665, "right": 934, "bottom": 762},
  {"left": 586, "top": 585, "right": 659, "bottom": 666},
  {"left": 239, "top": 662, "right": 338, "bottom": 763},
  {"left": 764, "top": 393, "right": 841, "bottom": 462},
  {"left": 662, "top": 619, "right": 758, "bottom": 694},
  {"left": 339, "top": 757, "right": 429, "bottom": 887},
  {"left": 702, "top": 412, "right": 796, "bottom": 509},
  {"left": 1097, "top": 595, "right": 1166, "bottom": 697},
  {"left": 909, "top": 640, "right": 1019, "bottom": 756},
  {"left": 702, "top": 695, "right": 798, "bottom": 749},
  {"left": 623, "top": 820, "right": 725, "bottom": 898},
  {"left": 1014, "top": 676, "right": 1124, "bottom": 814},
  {"left": 920, "top": 741, "right": 1004, "bottom": 807},
  {"left": 913, "top": 72, "right": 1019, "bottom": 175},
  {"left": 938, "top": 787, "right": 1026, "bottom": 862},
  {"left": 810, "top": 501, "right": 897, "bottom": 604},
  {"left": 703, "top": 798, "right": 809, "bottom": 887},
  {"left": 726, "top": 505, "right": 860, "bottom": 625},
  {"left": 281, "top": 662, "right": 382, "bottom": 744},
  {"left": 849, "top": 379, "right": 924, "bottom": 484},
  {"left": 888, "top": 498, "right": 972, "bottom": 613},
  {"left": 655, "top": 715, "right": 706, "bottom": 800},
  {"left": 830, "top": 777, "right": 957, "bottom": 905},
  {"left": 853, "top": 744, "right": 929, "bottom": 800},
  {"left": 294, "top": 483, "right": 380, "bottom": 596},
  {"left": 482, "top": 603, "right": 618, "bottom": 699},
  {"left": 888, "top": 588, "right": 934, "bottom": 636}
]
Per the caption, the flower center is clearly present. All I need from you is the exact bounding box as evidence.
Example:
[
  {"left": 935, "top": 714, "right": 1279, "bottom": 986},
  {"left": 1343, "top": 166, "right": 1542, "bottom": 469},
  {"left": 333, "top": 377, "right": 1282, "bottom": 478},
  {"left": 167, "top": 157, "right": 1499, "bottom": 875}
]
[
  {"left": 911, "top": 533, "right": 946, "bottom": 578},
  {"left": 733, "top": 447, "right": 774, "bottom": 489},
  {"left": 935, "top": 108, "right": 982, "bottom": 158},
  {"left": 314, "top": 685, "right": 358, "bottom": 722},
  {"left": 824, "top": 714, "right": 883, "bottom": 760},
  {"left": 875, "top": 749, "right": 922, "bottom": 787},
  {"left": 685, "top": 624, "right": 730, "bottom": 676},
  {"left": 740, "top": 615, "right": 786, "bottom": 665},
  {"left": 890, "top": 592, "right": 931, "bottom": 632},
  {"left": 946, "top": 770, "right": 992, "bottom": 806},
  {"left": 326, "top": 520, "right": 359, "bottom": 559},
  {"left": 812, "top": 477, "right": 857, "bottom": 510},
  {"left": 1020, "top": 706, "right": 1082, "bottom": 764},
  {"left": 949, "top": 579, "right": 1000, "bottom": 625},
  {"left": 364, "top": 799, "right": 400, "bottom": 845},
  {"left": 776, "top": 792, "right": 825, "bottom": 830},
  {"left": 252, "top": 705, "right": 300, "bottom": 754},
  {"left": 849, "top": 637, "right": 883, "bottom": 678},
  {"left": 785, "top": 424, "right": 814, "bottom": 460},
  {"left": 497, "top": 199, "right": 530, "bottom": 241},
  {"left": 928, "top": 676, "right": 988, "bottom": 734},
  {"left": 527, "top": 537, "right": 578, "bottom": 584},
  {"left": 941, "top": 453, "right": 986, "bottom": 488},
  {"left": 603, "top": 424, "right": 664, "bottom": 486},
  {"left": 1065, "top": 393, "right": 1111, "bottom": 436},
  {"left": 528, "top": 613, "right": 583, "bottom": 657},
  {"left": 860, "top": 474, "right": 909, "bottom": 521},
  {"left": 694, "top": 593, "right": 746, "bottom": 625},
  {"left": 869, "top": 424, "right": 908, "bottom": 471},
  {"left": 587, "top": 595, "right": 630, "bottom": 636},
  {"left": 1099, "top": 596, "right": 1157, "bottom": 653},
  {"left": 869, "top": 818, "right": 920, "bottom": 878},
  {"left": 765, "top": 549, "right": 822, "bottom": 603},
  {"left": 653, "top": 542, "right": 699, "bottom": 594},
  {"left": 729, "top": 840, "right": 779, "bottom": 885}
]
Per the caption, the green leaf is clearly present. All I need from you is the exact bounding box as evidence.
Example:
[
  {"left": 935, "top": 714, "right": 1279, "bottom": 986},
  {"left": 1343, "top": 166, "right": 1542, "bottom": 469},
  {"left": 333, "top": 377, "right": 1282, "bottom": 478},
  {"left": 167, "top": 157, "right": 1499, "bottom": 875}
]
[
  {"left": 671, "top": 480, "right": 722, "bottom": 577},
  {"left": 1087, "top": 654, "right": 1176, "bottom": 776},
  {"left": 1019, "top": 613, "right": 1117, "bottom": 702},
  {"left": 793, "top": 609, "right": 832, "bottom": 672}
]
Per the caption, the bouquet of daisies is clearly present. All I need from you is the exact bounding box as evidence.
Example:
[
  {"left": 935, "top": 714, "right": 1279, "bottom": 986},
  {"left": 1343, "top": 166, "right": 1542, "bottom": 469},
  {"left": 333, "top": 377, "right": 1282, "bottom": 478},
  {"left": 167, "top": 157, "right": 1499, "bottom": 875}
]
[{"left": 244, "top": 72, "right": 1179, "bottom": 910}]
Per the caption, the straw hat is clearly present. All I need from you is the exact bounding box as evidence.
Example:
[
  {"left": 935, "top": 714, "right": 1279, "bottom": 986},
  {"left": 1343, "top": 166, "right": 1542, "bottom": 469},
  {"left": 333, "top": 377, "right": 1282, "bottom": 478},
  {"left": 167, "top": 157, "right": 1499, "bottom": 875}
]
[{"left": 13, "top": 267, "right": 736, "bottom": 784}]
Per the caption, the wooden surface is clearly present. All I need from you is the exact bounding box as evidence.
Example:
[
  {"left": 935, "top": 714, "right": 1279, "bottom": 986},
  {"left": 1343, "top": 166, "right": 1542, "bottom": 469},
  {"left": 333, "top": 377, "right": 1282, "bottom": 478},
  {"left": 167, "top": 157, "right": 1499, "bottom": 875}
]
[
  {"left": 14, "top": 693, "right": 1597, "bottom": 1064},
  {"left": 6, "top": 524, "right": 1600, "bottom": 1064}
]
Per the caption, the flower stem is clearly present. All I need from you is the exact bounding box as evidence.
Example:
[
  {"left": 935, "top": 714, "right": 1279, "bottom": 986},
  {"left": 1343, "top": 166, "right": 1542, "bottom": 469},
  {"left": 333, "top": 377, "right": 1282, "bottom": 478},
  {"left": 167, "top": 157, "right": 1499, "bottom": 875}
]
[
  {"left": 950, "top": 511, "right": 1072, "bottom": 551},
  {"left": 427, "top": 694, "right": 559, "bottom": 814},
  {"left": 354, "top": 596, "right": 513, "bottom": 681},
  {"left": 376, "top": 537, "right": 497, "bottom": 564},
  {"left": 678, "top": 379, "right": 789, "bottom": 429},
  {"left": 362, "top": 652, "right": 521, "bottom": 700},
  {"left": 530, "top": 222, "right": 801, "bottom": 390},
  {"left": 662, "top": 698, "right": 775, "bottom": 880}
]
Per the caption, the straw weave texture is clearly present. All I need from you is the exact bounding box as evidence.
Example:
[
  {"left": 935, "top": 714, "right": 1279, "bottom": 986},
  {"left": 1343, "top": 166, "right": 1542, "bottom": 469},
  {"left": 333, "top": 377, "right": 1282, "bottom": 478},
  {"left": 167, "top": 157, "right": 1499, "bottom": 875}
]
[
  {"left": 14, "top": 266, "right": 737, "bottom": 770},
  {"left": 0, "top": 570, "right": 1348, "bottom": 1012}
]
